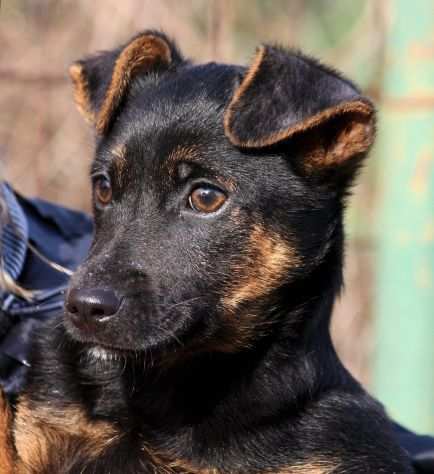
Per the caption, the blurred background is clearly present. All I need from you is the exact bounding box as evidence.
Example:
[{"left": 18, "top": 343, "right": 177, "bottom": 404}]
[{"left": 0, "top": 0, "right": 433, "bottom": 434}]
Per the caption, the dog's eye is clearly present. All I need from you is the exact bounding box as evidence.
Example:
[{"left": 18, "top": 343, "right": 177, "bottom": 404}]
[
  {"left": 189, "top": 186, "right": 226, "bottom": 214},
  {"left": 93, "top": 176, "right": 113, "bottom": 207}
]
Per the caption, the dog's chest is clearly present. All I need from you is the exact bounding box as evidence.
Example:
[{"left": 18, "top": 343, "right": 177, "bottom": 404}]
[
  {"left": 13, "top": 417, "right": 208, "bottom": 474},
  {"left": 13, "top": 421, "right": 318, "bottom": 474},
  {"left": 13, "top": 404, "right": 335, "bottom": 474}
]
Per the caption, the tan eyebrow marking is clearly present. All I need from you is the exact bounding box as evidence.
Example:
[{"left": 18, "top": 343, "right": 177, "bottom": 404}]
[
  {"left": 112, "top": 144, "right": 127, "bottom": 185},
  {"left": 166, "top": 145, "right": 237, "bottom": 191},
  {"left": 167, "top": 144, "right": 201, "bottom": 166},
  {"left": 165, "top": 144, "right": 201, "bottom": 183}
]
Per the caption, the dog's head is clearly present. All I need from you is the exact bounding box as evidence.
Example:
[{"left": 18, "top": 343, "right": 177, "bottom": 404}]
[{"left": 65, "top": 31, "right": 375, "bottom": 360}]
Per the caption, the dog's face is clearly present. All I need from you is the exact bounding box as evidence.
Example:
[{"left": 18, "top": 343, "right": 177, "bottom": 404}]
[{"left": 65, "top": 31, "right": 375, "bottom": 359}]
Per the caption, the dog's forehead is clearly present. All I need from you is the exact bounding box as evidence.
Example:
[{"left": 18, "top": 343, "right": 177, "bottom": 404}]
[
  {"left": 125, "top": 62, "right": 241, "bottom": 131},
  {"left": 102, "top": 62, "right": 244, "bottom": 168}
]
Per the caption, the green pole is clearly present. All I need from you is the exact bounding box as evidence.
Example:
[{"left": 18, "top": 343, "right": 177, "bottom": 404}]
[{"left": 374, "top": 0, "right": 434, "bottom": 434}]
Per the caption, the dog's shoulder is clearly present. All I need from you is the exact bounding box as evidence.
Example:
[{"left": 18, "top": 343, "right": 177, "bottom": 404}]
[{"left": 285, "top": 388, "right": 414, "bottom": 473}]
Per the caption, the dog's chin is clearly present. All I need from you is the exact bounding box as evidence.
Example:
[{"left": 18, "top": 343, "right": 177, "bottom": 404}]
[{"left": 86, "top": 344, "right": 128, "bottom": 362}]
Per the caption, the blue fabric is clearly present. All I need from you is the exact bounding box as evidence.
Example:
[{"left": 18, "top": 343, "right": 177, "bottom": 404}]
[
  {"left": 0, "top": 187, "right": 93, "bottom": 394},
  {"left": 393, "top": 423, "right": 434, "bottom": 472},
  {"left": 18, "top": 195, "right": 93, "bottom": 290},
  {"left": 0, "top": 183, "right": 28, "bottom": 282}
]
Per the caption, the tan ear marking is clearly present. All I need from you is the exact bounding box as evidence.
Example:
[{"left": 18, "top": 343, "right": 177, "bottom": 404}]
[
  {"left": 227, "top": 94, "right": 374, "bottom": 149},
  {"left": 223, "top": 45, "right": 266, "bottom": 145},
  {"left": 96, "top": 34, "right": 172, "bottom": 134},
  {"left": 262, "top": 99, "right": 373, "bottom": 149},
  {"left": 330, "top": 112, "right": 375, "bottom": 164},
  {"left": 301, "top": 109, "right": 375, "bottom": 172},
  {"left": 69, "top": 62, "right": 95, "bottom": 125}
]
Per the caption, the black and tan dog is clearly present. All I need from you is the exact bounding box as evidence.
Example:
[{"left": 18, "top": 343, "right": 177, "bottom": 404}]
[{"left": 1, "top": 31, "right": 413, "bottom": 473}]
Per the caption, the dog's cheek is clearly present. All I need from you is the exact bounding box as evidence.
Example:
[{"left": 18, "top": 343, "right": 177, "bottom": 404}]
[{"left": 216, "top": 224, "right": 301, "bottom": 351}]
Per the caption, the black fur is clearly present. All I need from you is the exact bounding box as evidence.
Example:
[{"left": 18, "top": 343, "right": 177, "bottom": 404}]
[{"left": 14, "top": 31, "right": 412, "bottom": 473}]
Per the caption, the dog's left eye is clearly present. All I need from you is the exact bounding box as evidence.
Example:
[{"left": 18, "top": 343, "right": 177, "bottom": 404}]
[
  {"left": 93, "top": 176, "right": 113, "bottom": 207},
  {"left": 188, "top": 186, "right": 226, "bottom": 214}
]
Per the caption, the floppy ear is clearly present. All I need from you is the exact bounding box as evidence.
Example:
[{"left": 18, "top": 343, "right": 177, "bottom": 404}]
[
  {"left": 224, "top": 45, "right": 375, "bottom": 177},
  {"left": 69, "top": 31, "right": 183, "bottom": 134}
]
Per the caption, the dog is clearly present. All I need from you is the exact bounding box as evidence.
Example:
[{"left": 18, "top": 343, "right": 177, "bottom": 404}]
[{"left": 0, "top": 30, "right": 413, "bottom": 473}]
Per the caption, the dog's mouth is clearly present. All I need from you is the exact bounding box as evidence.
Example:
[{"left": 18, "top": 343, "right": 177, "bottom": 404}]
[
  {"left": 80, "top": 333, "right": 201, "bottom": 368},
  {"left": 63, "top": 300, "right": 207, "bottom": 362}
]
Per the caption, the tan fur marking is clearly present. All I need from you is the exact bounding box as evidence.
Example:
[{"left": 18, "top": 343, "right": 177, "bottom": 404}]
[
  {"left": 276, "top": 460, "right": 338, "bottom": 473},
  {"left": 140, "top": 446, "right": 337, "bottom": 474},
  {"left": 142, "top": 444, "right": 222, "bottom": 473},
  {"left": 223, "top": 45, "right": 266, "bottom": 141},
  {"left": 14, "top": 398, "right": 119, "bottom": 472},
  {"left": 218, "top": 175, "right": 237, "bottom": 193},
  {"left": 165, "top": 144, "right": 200, "bottom": 182},
  {"left": 0, "top": 389, "right": 14, "bottom": 474},
  {"left": 112, "top": 143, "right": 128, "bottom": 185},
  {"left": 329, "top": 114, "right": 374, "bottom": 164},
  {"left": 97, "top": 35, "right": 172, "bottom": 134},
  {"left": 226, "top": 94, "right": 373, "bottom": 150},
  {"left": 213, "top": 224, "right": 300, "bottom": 352},
  {"left": 301, "top": 112, "right": 374, "bottom": 173},
  {"left": 249, "top": 100, "right": 373, "bottom": 150},
  {"left": 224, "top": 224, "right": 300, "bottom": 311},
  {"left": 69, "top": 62, "right": 96, "bottom": 125},
  {"left": 167, "top": 144, "right": 201, "bottom": 165},
  {"left": 166, "top": 145, "right": 236, "bottom": 191}
]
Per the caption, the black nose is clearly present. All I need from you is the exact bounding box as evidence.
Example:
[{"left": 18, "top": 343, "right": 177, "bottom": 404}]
[{"left": 66, "top": 288, "right": 121, "bottom": 320}]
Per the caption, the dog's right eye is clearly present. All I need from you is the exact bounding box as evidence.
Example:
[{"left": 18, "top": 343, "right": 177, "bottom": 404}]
[
  {"left": 188, "top": 186, "right": 226, "bottom": 214},
  {"left": 93, "top": 176, "right": 113, "bottom": 207}
]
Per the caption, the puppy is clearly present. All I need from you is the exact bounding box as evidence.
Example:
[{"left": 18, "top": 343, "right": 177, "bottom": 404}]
[{"left": 5, "top": 31, "right": 413, "bottom": 473}]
